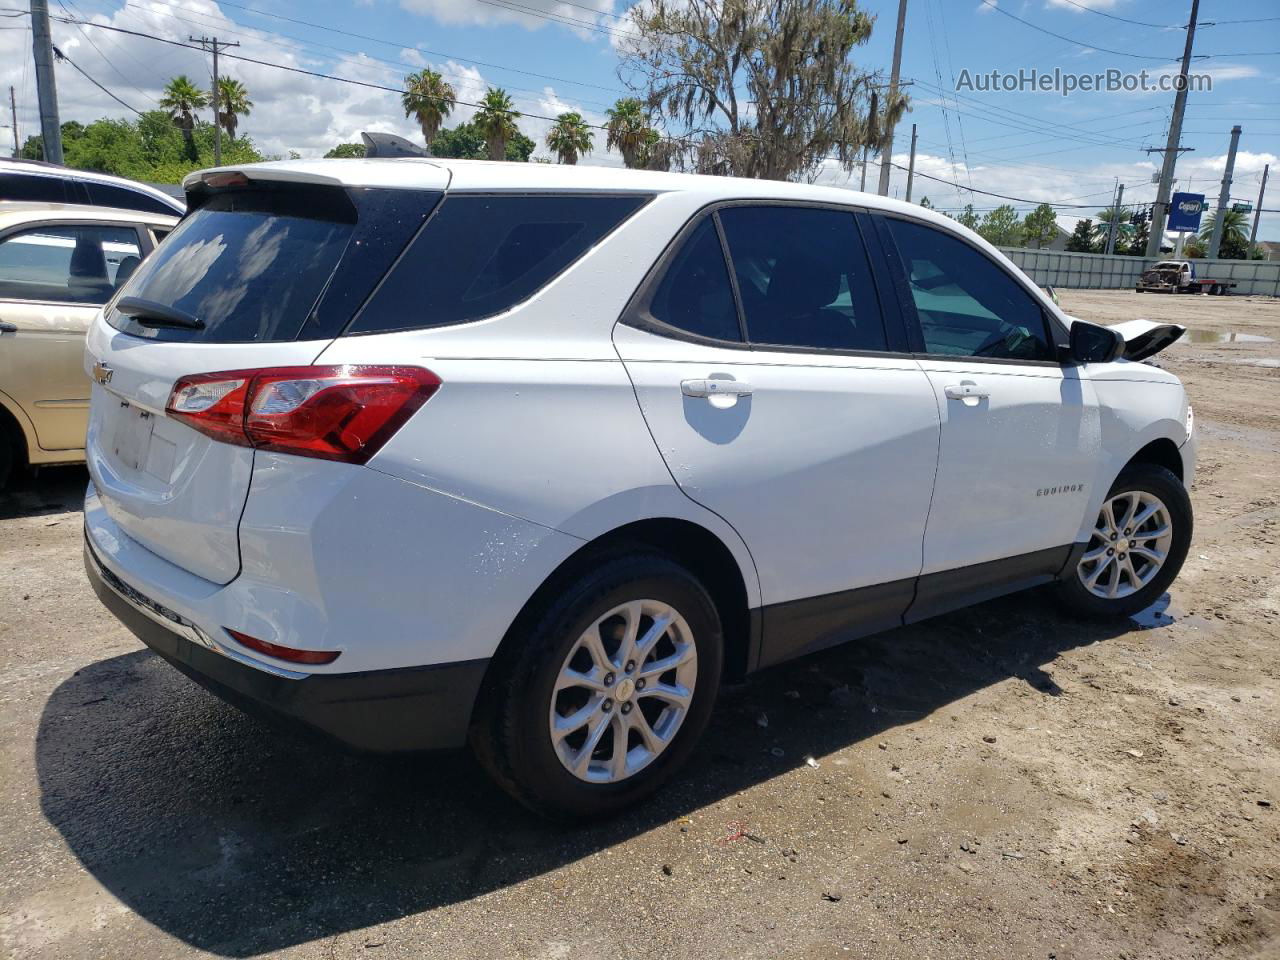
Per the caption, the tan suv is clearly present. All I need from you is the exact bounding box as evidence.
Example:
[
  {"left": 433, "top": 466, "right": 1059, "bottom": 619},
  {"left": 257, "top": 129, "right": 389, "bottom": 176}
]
[{"left": 0, "top": 202, "right": 177, "bottom": 487}]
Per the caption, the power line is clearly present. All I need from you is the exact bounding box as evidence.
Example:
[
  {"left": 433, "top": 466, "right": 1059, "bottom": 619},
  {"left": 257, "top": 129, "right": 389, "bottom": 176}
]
[
  {"left": 1047, "top": 0, "right": 1174, "bottom": 29},
  {"left": 51, "top": 43, "right": 142, "bottom": 114},
  {"left": 975, "top": 0, "right": 1184, "bottom": 61},
  {"left": 58, "top": 0, "right": 159, "bottom": 104}
]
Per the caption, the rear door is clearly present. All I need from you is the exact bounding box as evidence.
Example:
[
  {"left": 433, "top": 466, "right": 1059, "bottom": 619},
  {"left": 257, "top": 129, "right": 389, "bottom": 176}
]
[
  {"left": 874, "top": 214, "right": 1100, "bottom": 618},
  {"left": 615, "top": 203, "right": 940, "bottom": 665},
  {"left": 0, "top": 221, "right": 145, "bottom": 451},
  {"left": 84, "top": 176, "right": 442, "bottom": 584}
]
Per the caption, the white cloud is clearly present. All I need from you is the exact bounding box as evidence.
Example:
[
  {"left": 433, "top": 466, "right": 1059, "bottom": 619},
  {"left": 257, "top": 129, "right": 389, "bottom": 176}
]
[
  {"left": 1045, "top": 0, "right": 1120, "bottom": 11},
  {"left": 976, "top": 1, "right": 997, "bottom": 14},
  {"left": 398, "top": 0, "right": 620, "bottom": 38}
]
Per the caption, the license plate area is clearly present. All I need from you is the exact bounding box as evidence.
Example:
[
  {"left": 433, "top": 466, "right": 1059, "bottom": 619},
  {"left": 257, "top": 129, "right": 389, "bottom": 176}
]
[{"left": 110, "top": 401, "right": 155, "bottom": 472}]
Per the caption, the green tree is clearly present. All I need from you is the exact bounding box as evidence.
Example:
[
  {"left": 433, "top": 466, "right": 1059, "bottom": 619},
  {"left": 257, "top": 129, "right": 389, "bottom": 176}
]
[
  {"left": 1021, "top": 203, "right": 1059, "bottom": 249},
  {"left": 917, "top": 195, "right": 933, "bottom": 209},
  {"left": 474, "top": 88, "right": 521, "bottom": 162},
  {"left": 545, "top": 112, "right": 594, "bottom": 165},
  {"left": 1127, "top": 220, "right": 1149, "bottom": 256},
  {"left": 1066, "top": 218, "right": 1097, "bottom": 253},
  {"left": 978, "top": 204, "right": 1022, "bottom": 246},
  {"left": 431, "top": 121, "right": 534, "bottom": 162},
  {"left": 1182, "top": 234, "right": 1206, "bottom": 258},
  {"left": 401, "top": 68, "right": 456, "bottom": 148},
  {"left": 604, "top": 98, "right": 652, "bottom": 169},
  {"left": 621, "top": 0, "right": 897, "bottom": 180},
  {"left": 955, "top": 203, "right": 980, "bottom": 230},
  {"left": 159, "top": 75, "right": 209, "bottom": 161},
  {"left": 215, "top": 76, "right": 253, "bottom": 141},
  {"left": 1199, "top": 208, "right": 1250, "bottom": 259},
  {"left": 324, "top": 142, "right": 366, "bottom": 158}
]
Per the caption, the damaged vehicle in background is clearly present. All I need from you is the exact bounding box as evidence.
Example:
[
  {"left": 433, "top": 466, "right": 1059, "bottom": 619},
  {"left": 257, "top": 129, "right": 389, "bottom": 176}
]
[{"left": 82, "top": 159, "right": 1195, "bottom": 818}]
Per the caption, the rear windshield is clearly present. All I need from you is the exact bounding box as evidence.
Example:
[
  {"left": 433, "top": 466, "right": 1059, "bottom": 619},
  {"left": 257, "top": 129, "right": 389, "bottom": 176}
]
[
  {"left": 347, "top": 193, "right": 649, "bottom": 334},
  {"left": 108, "top": 188, "right": 356, "bottom": 342}
]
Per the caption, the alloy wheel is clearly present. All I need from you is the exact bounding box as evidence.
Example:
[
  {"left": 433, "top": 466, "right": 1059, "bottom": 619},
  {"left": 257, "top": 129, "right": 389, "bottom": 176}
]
[
  {"left": 1077, "top": 491, "right": 1174, "bottom": 600},
  {"left": 548, "top": 599, "right": 697, "bottom": 784}
]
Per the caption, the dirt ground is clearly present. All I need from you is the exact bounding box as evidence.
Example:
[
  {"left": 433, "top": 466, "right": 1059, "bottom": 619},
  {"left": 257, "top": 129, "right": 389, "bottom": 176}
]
[{"left": 1, "top": 289, "right": 1277, "bottom": 960}]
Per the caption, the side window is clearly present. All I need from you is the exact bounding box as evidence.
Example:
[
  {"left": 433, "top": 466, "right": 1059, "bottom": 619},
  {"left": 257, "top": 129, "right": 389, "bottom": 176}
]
[
  {"left": 350, "top": 194, "right": 648, "bottom": 334},
  {"left": 718, "top": 205, "right": 888, "bottom": 352},
  {"left": 645, "top": 218, "right": 741, "bottom": 342},
  {"left": 0, "top": 224, "right": 142, "bottom": 305},
  {"left": 886, "top": 218, "right": 1053, "bottom": 361},
  {"left": 85, "top": 182, "right": 180, "bottom": 216}
]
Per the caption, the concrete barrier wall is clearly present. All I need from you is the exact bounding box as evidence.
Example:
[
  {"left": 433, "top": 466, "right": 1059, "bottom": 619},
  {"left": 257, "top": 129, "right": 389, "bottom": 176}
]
[{"left": 996, "top": 247, "right": 1280, "bottom": 297}]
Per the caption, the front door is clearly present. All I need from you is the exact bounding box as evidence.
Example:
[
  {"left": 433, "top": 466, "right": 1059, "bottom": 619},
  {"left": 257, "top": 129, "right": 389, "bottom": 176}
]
[
  {"left": 876, "top": 215, "right": 1101, "bottom": 619},
  {"left": 615, "top": 203, "right": 941, "bottom": 664}
]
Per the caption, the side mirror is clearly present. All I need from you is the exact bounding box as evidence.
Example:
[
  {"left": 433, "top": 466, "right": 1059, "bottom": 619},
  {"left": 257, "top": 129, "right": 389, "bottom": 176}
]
[{"left": 1068, "top": 320, "right": 1124, "bottom": 364}]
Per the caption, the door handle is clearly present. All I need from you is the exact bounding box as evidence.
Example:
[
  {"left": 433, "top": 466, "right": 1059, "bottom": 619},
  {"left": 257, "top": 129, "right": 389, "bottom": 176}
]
[
  {"left": 0, "top": 321, "right": 17, "bottom": 334},
  {"left": 681, "top": 378, "right": 753, "bottom": 398},
  {"left": 943, "top": 382, "right": 989, "bottom": 404}
]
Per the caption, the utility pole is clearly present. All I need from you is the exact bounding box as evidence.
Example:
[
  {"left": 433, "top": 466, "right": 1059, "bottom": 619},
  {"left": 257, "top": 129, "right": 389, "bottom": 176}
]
[
  {"left": 860, "top": 147, "right": 868, "bottom": 192},
  {"left": 876, "top": 0, "right": 908, "bottom": 197},
  {"left": 1249, "top": 164, "right": 1269, "bottom": 250},
  {"left": 189, "top": 36, "right": 240, "bottom": 165},
  {"left": 30, "top": 0, "right": 63, "bottom": 164},
  {"left": 1105, "top": 183, "right": 1125, "bottom": 255},
  {"left": 904, "top": 123, "right": 918, "bottom": 203},
  {"left": 1207, "top": 125, "right": 1242, "bottom": 260},
  {"left": 8, "top": 86, "right": 18, "bottom": 157},
  {"left": 1147, "top": 0, "right": 1200, "bottom": 256}
]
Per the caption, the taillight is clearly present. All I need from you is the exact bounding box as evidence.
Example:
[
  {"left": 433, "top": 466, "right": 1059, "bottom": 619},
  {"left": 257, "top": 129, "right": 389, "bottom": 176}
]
[
  {"left": 225, "top": 628, "right": 341, "bottom": 665},
  {"left": 167, "top": 365, "right": 440, "bottom": 463}
]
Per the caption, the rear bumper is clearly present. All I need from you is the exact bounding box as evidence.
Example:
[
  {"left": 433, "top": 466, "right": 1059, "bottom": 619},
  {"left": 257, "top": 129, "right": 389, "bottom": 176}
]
[{"left": 86, "top": 534, "right": 488, "bottom": 752}]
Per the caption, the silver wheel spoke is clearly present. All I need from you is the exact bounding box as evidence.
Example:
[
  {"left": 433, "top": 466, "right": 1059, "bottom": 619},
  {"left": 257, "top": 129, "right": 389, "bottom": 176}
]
[
  {"left": 1130, "top": 501, "right": 1161, "bottom": 530},
  {"left": 1130, "top": 545, "right": 1165, "bottom": 566},
  {"left": 1118, "top": 492, "right": 1140, "bottom": 531},
  {"left": 1084, "top": 554, "right": 1114, "bottom": 587},
  {"left": 555, "top": 666, "right": 608, "bottom": 695},
  {"left": 633, "top": 613, "right": 673, "bottom": 664},
  {"left": 639, "top": 681, "right": 692, "bottom": 711},
  {"left": 609, "top": 714, "right": 629, "bottom": 780},
  {"left": 630, "top": 708, "right": 663, "bottom": 753},
  {"left": 573, "top": 709, "right": 612, "bottom": 776},
  {"left": 1081, "top": 544, "right": 1111, "bottom": 563},
  {"left": 639, "top": 643, "right": 695, "bottom": 680},
  {"left": 553, "top": 696, "right": 602, "bottom": 742},
  {"left": 1106, "top": 558, "right": 1123, "bottom": 598},
  {"left": 1137, "top": 525, "right": 1170, "bottom": 541},
  {"left": 580, "top": 628, "right": 614, "bottom": 673}
]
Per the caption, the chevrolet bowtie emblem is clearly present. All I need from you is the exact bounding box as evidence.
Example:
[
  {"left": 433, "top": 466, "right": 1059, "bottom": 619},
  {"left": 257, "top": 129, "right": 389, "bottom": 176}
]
[{"left": 92, "top": 361, "right": 113, "bottom": 386}]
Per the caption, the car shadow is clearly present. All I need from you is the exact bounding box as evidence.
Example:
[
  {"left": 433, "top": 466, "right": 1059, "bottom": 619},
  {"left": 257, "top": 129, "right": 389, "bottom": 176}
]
[
  {"left": 0, "top": 465, "right": 88, "bottom": 520},
  {"left": 36, "top": 589, "right": 1157, "bottom": 957}
]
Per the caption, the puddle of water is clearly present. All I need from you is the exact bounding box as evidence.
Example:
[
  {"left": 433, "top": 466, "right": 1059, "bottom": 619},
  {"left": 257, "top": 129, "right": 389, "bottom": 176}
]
[{"left": 1185, "top": 329, "right": 1275, "bottom": 344}]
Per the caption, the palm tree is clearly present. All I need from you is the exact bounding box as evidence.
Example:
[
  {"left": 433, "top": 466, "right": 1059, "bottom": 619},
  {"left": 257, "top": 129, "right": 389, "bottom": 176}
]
[
  {"left": 215, "top": 76, "right": 253, "bottom": 141},
  {"left": 159, "top": 75, "right": 208, "bottom": 159},
  {"left": 474, "top": 88, "right": 520, "bottom": 162},
  {"left": 401, "top": 69, "right": 455, "bottom": 148},
  {"left": 605, "top": 98, "right": 650, "bottom": 168},
  {"left": 1199, "top": 208, "right": 1248, "bottom": 246},
  {"left": 545, "top": 112, "right": 593, "bottom": 165}
]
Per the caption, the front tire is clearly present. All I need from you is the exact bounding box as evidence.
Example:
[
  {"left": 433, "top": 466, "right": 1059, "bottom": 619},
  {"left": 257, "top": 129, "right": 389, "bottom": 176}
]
[
  {"left": 471, "top": 549, "right": 723, "bottom": 819},
  {"left": 1056, "top": 463, "right": 1192, "bottom": 618}
]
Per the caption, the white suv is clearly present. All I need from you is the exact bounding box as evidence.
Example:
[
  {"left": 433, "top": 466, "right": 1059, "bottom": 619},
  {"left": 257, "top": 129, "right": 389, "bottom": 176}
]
[{"left": 82, "top": 160, "right": 1195, "bottom": 818}]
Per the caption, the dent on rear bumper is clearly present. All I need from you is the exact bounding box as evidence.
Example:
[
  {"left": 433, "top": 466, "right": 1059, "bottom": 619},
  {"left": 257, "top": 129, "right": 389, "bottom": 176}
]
[{"left": 84, "top": 455, "right": 585, "bottom": 674}]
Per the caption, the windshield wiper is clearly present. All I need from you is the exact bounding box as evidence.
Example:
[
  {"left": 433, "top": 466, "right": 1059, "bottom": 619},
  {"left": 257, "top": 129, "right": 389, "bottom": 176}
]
[{"left": 115, "top": 296, "right": 204, "bottom": 330}]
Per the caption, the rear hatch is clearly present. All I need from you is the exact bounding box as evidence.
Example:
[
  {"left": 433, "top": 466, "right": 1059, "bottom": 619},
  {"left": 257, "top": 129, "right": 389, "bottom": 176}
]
[{"left": 84, "top": 166, "right": 444, "bottom": 583}]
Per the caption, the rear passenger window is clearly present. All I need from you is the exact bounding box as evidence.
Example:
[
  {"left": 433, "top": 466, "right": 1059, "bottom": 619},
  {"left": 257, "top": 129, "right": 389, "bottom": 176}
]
[
  {"left": 350, "top": 194, "right": 648, "bottom": 334},
  {"left": 646, "top": 218, "right": 740, "bottom": 342},
  {"left": 0, "top": 224, "right": 141, "bottom": 304},
  {"left": 886, "top": 218, "right": 1053, "bottom": 361},
  {"left": 718, "top": 206, "right": 888, "bottom": 352},
  {"left": 85, "top": 182, "right": 180, "bottom": 216}
]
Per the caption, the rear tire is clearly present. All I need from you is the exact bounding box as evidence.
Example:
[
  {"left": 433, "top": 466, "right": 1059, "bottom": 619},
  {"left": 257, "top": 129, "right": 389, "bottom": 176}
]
[
  {"left": 1056, "top": 463, "right": 1192, "bottom": 618},
  {"left": 0, "top": 417, "right": 18, "bottom": 491},
  {"left": 471, "top": 549, "right": 723, "bottom": 820}
]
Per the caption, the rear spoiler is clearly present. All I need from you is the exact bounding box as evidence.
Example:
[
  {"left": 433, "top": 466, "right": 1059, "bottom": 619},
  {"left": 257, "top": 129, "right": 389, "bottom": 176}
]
[{"left": 1106, "top": 319, "right": 1186, "bottom": 362}]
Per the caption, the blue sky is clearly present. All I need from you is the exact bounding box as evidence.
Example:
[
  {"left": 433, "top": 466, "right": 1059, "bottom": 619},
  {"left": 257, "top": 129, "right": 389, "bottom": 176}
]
[{"left": 2, "top": 0, "right": 1277, "bottom": 240}]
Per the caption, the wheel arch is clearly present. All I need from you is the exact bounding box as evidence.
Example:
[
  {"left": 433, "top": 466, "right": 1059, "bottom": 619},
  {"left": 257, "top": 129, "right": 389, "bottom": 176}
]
[
  {"left": 0, "top": 391, "right": 31, "bottom": 478},
  {"left": 485, "top": 517, "right": 757, "bottom": 689},
  {"left": 1123, "top": 436, "right": 1183, "bottom": 483}
]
